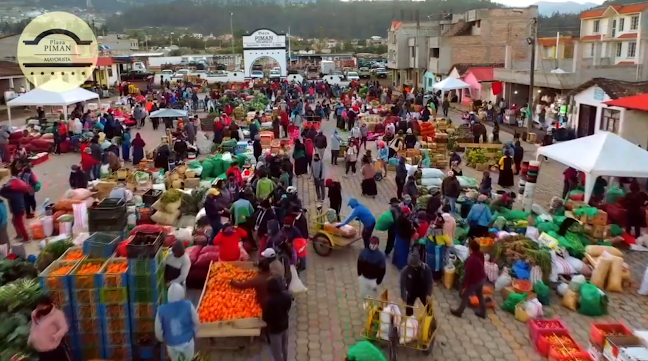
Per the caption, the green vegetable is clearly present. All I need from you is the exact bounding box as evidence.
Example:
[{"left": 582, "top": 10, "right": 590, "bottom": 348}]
[
  {"left": 36, "top": 240, "right": 73, "bottom": 271},
  {"left": 160, "top": 189, "right": 183, "bottom": 204}
]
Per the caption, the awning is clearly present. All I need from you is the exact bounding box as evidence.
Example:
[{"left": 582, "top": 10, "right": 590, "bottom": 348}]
[
  {"left": 465, "top": 67, "right": 495, "bottom": 82},
  {"left": 603, "top": 93, "right": 648, "bottom": 112},
  {"left": 96, "top": 57, "right": 114, "bottom": 67}
]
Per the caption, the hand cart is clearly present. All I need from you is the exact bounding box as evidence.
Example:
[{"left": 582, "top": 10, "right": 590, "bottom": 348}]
[{"left": 309, "top": 204, "right": 363, "bottom": 257}]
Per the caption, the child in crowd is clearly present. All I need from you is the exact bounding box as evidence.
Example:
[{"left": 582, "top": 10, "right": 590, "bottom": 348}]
[{"left": 479, "top": 171, "right": 492, "bottom": 195}]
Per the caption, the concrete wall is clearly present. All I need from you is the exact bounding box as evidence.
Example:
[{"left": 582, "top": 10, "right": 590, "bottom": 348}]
[
  {"left": 621, "top": 110, "right": 648, "bottom": 148},
  {"left": 0, "top": 35, "right": 19, "bottom": 62}
]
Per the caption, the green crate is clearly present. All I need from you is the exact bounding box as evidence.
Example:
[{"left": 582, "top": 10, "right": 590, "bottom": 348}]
[
  {"left": 129, "top": 274, "right": 156, "bottom": 289},
  {"left": 130, "top": 288, "right": 158, "bottom": 303},
  {"left": 100, "top": 287, "right": 128, "bottom": 304}
]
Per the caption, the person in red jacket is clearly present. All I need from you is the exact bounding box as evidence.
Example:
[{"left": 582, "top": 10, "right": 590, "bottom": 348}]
[
  {"left": 80, "top": 146, "right": 100, "bottom": 180},
  {"left": 226, "top": 163, "right": 244, "bottom": 187},
  {"left": 451, "top": 240, "right": 487, "bottom": 318},
  {"left": 213, "top": 224, "right": 247, "bottom": 261},
  {"left": 279, "top": 110, "right": 289, "bottom": 138}
]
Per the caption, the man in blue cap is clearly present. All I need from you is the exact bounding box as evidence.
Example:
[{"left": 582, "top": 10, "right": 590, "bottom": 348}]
[{"left": 337, "top": 198, "right": 376, "bottom": 248}]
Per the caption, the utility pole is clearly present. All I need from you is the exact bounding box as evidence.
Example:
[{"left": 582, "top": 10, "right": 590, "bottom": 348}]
[
  {"left": 527, "top": 17, "right": 538, "bottom": 132},
  {"left": 230, "top": 12, "right": 235, "bottom": 56}
]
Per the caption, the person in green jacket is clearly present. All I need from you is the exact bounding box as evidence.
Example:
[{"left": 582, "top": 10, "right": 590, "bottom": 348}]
[
  {"left": 418, "top": 149, "right": 431, "bottom": 168},
  {"left": 230, "top": 193, "right": 254, "bottom": 226},
  {"left": 255, "top": 169, "right": 276, "bottom": 201}
]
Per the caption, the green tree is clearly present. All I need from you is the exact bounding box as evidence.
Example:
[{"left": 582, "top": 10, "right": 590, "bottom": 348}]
[{"left": 357, "top": 39, "right": 367, "bottom": 47}]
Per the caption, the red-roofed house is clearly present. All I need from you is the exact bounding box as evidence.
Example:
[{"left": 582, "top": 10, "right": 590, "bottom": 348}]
[
  {"left": 447, "top": 65, "right": 503, "bottom": 104},
  {"left": 579, "top": 2, "right": 648, "bottom": 65}
]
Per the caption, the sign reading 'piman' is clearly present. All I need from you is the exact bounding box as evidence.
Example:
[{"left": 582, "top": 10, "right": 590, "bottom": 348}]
[{"left": 17, "top": 12, "right": 99, "bottom": 92}]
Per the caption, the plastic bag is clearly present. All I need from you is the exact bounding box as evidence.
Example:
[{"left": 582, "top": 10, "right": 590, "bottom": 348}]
[
  {"left": 443, "top": 264, "right": 455, "bottom": 290},
  {"left": 495, "top": 267, "right": 512, "bottom": 291},
  {"left": 501, "top": 292, "right": 527, "bottom": 314},
  {"left": 399, "top": 318, "right": 419, "bottom": 344},
  {"left": 609, "top": 224, "right": 623, "bottom": 237},
  {"left": 421, "top": 168, "right": 445, "bottom": 179},
  {"left": 639, "top": 266, "right": 648, "bottom": 295},
  {"left": 557, "top": 283, "right": 569, "bottom": 296},
  {"left": 533, "top": 281, "right": 550, "bottom": 305},
  {"left": 512, "top": 260, "right": 530, "bottom": 280},
  {"left": 347, "top": 341, "right": 387, "bottom": 361},
  {"left": 30, "top": 220, "right": 46, "bottom": 240},
  {"left": 529, "top": 266, "right": 543, "bottom": 285},
  {"left": 578, "top": 283, "right": 606, "bottom": 316},
  {"left": 563, "top": 289, "right": 578, "bottom": 310},
  {"left": 289, "top": 265, "right": 307, "bottom": 294},
  {"left": 379, "top": 304, "right": 401, "bottom": 341},
  {"left": 59, "top": 221, "right": 73, "bottom": 236},
  {"left": 525, "top": 298, "right": 544, "bottom": 318},
  {"left": 484, "top": 261, "right": 499, "bottom": 283},
  {"left": 569, "top": 275, "right": 586, "bottom": 292},
  {"left": 606, "top": 187, "right": 625, "bottom": 204},
  {"left": 375, "top": 210, "right": 394, "bottom": 231},
  {"left": 607, "top": 256, "right": 624, "bottom": 292},
  {"left": 590, "top": 257, "right": 612, "bottom": 289}
]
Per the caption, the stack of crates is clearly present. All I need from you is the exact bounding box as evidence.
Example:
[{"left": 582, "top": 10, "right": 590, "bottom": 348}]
[
  {"left": 98, "top": 257, "right": 132, "bottom": 360},
  {"left": 127, "top": 246, "right": 166, "bottom": 360},
  {"left": 88, "top": 198, "right": 128, "bottom": 235},
  {"left": 39, "top": 259, "right": 82, "bottom": 361},
  {"left": 70, "top": 258, "right": 107, "bottom": 360}
]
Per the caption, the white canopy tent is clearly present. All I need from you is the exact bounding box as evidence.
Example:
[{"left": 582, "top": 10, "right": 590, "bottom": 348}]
[
  {"left": 6, "top": 80, "right": 101, "bottom": 125},
  {"left": 536, "top": 131, "right": 648, "bottom": 202},
  {"left": 149, "top": 109, "right": 188, "bottom": 118},
  {"left": 431, "top": 77, "right": 470, "bottom": 103}
]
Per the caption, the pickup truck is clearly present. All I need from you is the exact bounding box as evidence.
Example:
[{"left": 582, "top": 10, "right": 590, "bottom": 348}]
[
  {"left": 345, "top": 71, "right": 360, "bottom": 81},
  {"left": 120, "top": 71, "right": 154, "bottom": 81},
  {"left": 375, "top": 68, "right": 388, "bottom": 79},
  {"left": 358, "top": 67, "right": 371, "bottom": 79},
  {"left": 269, "top": 70, "right": 281, "bottom": 80}
]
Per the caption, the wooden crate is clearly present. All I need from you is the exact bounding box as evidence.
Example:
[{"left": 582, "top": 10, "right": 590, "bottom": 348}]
[{"left": 196, "top": 261, "right": 265, "bottom": 338}]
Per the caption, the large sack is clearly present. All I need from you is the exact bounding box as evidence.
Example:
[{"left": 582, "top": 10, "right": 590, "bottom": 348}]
[
  {"left": 152, "top": 199, "right": 182, "bottom": 213},
  {"left": 562, "top": 289, "right": 578, "bottom": 311},
  {"left": 457, "top": 176, "right": 478, "bottom": 189},
  {"left": 607, "top": 256, "right": 624, "bottom": 292},
  {"left": 421, "top": 168, "right": 445, "bottom": 179},
  {"left": 195, "top": 251, "right": 219, "bottom": 268},
  {"left": 578, "top": 282, "right": 607, "bottom": 316},
  {"left": 585, "top": 245, "right": 623, "bottom": 258},
  {"left": 590, "top": 257, "right": 612, "bottom": 289},
  {"left": 375, "top": 210, "right": 394, "bottom": 231},
  {"left": 420, "top": 178, "right": 442, "bottom": 187},
  {"left": 323, "top": 222, "right": 358, "bottom": 238},
  {"left": 66, "top": 188, "right": 93, "bottom": 200},
  {"left": 150, "top": 210, "right": 180, "bottom": 225}
]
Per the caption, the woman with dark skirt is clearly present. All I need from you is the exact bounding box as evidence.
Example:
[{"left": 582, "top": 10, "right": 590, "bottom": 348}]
[
  {"left": 360, "top": 156, "right": 378, "bottom": 197},
  {"left": 28, "top": 295, "right": 72, "bottom": 361},
  {"left": 497, "top": 152, "right": 515, "bottom": 188},
  {"left": 292, "top": 139, "right": 308, "bottom": 177}
]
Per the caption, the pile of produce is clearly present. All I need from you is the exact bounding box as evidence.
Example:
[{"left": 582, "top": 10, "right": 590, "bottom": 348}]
[
  {"left": 466, "top": 148, "right": 489, "bottom": 165},
  {"left": 493, "top": 235, "right": 551, "bottom": 281},
  {"left": 198, "top": 263, "right": 262, "bottom": 322},
  {"left": 246, "top": 93, "right": 270, "bottom": 111},
  {"left": 35, "top": 240, "right": 74, "bottom": 271}
]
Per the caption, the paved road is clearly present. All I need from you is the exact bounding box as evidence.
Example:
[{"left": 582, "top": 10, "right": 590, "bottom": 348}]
[{"left": 13, "top": 101, "right": 648, "bottom": 361}]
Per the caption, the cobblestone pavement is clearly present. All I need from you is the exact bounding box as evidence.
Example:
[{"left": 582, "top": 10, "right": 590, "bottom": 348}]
[{"left": 12, "top": 102, "right": 648, "bottom": 361}]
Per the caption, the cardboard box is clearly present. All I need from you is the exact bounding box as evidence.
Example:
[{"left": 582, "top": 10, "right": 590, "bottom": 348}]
[
  {"left": 185, "top": 177, "right": 200, "bottom": 189},
  {"left": 591, "top": 225, "right": 608, "bottom": 239},
  {"left": 501, "top": 286, "right": 536, "bottom": 301},
  {"left": 588, "top": 342, "right": 603, "bottom": 361},
  {"left": 0, "top": 168, "right": 10, "bottom": 180},
  {"left": 185, "top": 170, "right": 197, "bottom": 179},
  {"left": 603, "top": 336, "right": 644, "bottom": 361},
  {"left": 591, "top": 210, "right": 608, "bottom": 226}
]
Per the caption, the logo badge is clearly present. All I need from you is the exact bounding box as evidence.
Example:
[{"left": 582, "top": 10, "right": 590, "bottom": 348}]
[{"left": 17, "top": 12, "right": 99, "bottom": 93}]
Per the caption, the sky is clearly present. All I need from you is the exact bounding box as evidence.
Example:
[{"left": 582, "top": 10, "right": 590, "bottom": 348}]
[{"left": 495, "top": 0, "right": 605, "bottom": 5}]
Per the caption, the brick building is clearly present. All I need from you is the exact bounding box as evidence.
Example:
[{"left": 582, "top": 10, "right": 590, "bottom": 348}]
[{"left": 387, "top": 7, "right": 537, "bottom": 89}]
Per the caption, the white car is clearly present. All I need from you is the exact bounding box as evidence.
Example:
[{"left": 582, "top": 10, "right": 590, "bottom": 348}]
[
  {"left": 157, "top": 69, "right": 174, "bottom": 83},
  {"left": 173, "top": 69, "right": 190, "bottom": 79},
  {"left": 269, "top": 70, "right": 281, "bottom": 80},
  {"left": 346, "top": 71, "right": 360, "bottom": 81},
  {"left": 250, "top": 70, "right": 264, "bottom": 79},
  {"left": 272, "top": 67, "right": 281, "bottom": 72}
]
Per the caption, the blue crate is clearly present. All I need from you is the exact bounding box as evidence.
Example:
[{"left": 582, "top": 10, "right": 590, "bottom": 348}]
[
  {"left": 103, "top": 315, "right": 132, "bottom": 334},
  {"left": 76, "top": 317, "right": 103, "bottom": 334},
  {"left": 48, "top": 288, "right": 72, "bottom": 308},
  {"left": 79, "top": 346, "right": 104, "bottom": 361},
  {"left": 132, "top": 342, "right": 163, "bottom": 361},
  {"left": 65, "top": 333, "right": 81, "bottom": 361},
  {"left": 129, "top": 303, "right": 158, "bottom": 320},
  {"left": 69, "top": 259, "right": 108, "bottom": 290},
  {"left": 103, "top": 345, "right": 132, "bottom": 360},
  {"left": 103, "top": 330, "right": 131, "bottom": 348},
  {"left": 77, "top": 331, "right": 104, "bottom": 350},
  {"left": 98, "top": 303, "right": 130, "bottom": 321},
  {"left": 71, "top": 288, "right": 101, "bottom": 305},
  {"left": 130, "top": 316, "right": 156, "bottom": 334},
  {"left": 39, "top": 260, "right": 79, "bottom": 292},
  {"left": 82, "top": 232, "right": 122, "bottom": 258},
  {"left": 76, "top": 303, "right": 100, "bottom": 320}
]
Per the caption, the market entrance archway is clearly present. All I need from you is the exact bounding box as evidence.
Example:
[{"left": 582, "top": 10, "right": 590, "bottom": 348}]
[
  {"left": 249, "top": 56, "right": 282, "bottom": 76},
  {"left": 242, "top": 28, "right": 287, "bottom": 78}
]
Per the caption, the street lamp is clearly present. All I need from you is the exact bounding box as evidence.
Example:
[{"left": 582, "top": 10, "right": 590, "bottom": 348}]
[
  {"left": 230, "top": 12, "right": 234, "bottom": 55},
  {"left": 170, "top": 32, "right": 174, "bottom": 47}
]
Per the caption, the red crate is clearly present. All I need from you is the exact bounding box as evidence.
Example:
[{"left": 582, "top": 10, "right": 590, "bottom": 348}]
[
  {"left": 590, "top": 323, "right": 633, "bottom": 347},
  {"left": 549, "top": 350, "right": 593, "bottom": 361},
  {"left": 548, "top": 344, "right": 586, "bottom": 360},
  {"left": 529, "top": 319, "right": 569, "bottom": 343},
  {"left": 536, "top": 330, "right": 577, "bottom": 358}
]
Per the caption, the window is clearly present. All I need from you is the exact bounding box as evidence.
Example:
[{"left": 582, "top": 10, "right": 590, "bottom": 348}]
[
  {"left": 590, "top": 43, "right": 595, "bottom": 57},
  {"left": 616, "top": 42, "right": 622, "bottom": 57},
  {"left": 411, "top": 46, "right": 415, "bottom": 58},
  {"left": 593, "top": 20, "right": 600, "bottom": 33},
  {"left": 631, "top": 16, "right": 639, "bottom": 30},
  {"left": 430, "top": 47, "right": 440, "bottom": 58},
  {"left": 107, "top": 68, "right": 113, "bottom": 77},
  {"left": 619, "top": 18, "right": 625, "bottom": 31},
  {"left": 628, "top": 41, "right": 636, "bottom": 57},
  {"left": 600, "top": 108, "right": 620, "bottom": 133}
]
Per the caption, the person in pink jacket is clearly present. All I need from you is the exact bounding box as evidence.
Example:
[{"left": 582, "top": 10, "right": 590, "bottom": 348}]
[{"left": 28, "top": 295, "right": 71, "bottom": 361}]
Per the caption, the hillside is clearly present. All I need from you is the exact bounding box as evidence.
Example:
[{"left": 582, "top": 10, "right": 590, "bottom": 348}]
[{"left": 534, "top": 1, "right": 598, "bottom": 15}]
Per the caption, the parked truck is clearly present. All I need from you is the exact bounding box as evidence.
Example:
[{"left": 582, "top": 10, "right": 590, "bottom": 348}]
[{"left": 320, "top": 60, "right": 335, "bottom": 76}]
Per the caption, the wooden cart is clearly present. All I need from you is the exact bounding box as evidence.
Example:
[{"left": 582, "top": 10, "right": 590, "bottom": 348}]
[{"left": 196, "top": 261, "right": 266, "bottom": 339}]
